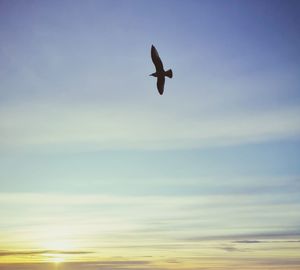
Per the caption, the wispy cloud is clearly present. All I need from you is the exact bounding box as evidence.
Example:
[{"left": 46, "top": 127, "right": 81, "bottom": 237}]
[
  {"left": 1, "top": 191, "right": 299, "bottom": 261},
  {"left": 1, "top": 103, "right": 299, "bottom": 150},
  {"left": 0, "top": 258, "right": 300, "bottom": 270},
  {"left": 184, "top": 230, "right": 300, "bottom": 242},
  {"left": 0, "top": 249, "right": 93, "bottom": 257},
  {"left": 233, "top": 239, "right": 300, "bottom": 244},
  {"left": 233, "top": 240, "right": 261, "bottom": 244},
  {"left": 0, "top": 261, "right": 156, "bottom": 270},
  {"left": 217, "top": 246, "right": 242, "bottom": 252},
  {"left": 87, "top": 260, "right": 150, "bottom": 266}
]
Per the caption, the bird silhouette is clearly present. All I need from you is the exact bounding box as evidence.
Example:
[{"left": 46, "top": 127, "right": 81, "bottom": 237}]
[{"left": 150, "top": 45, "right": 173, "bottom": 95}]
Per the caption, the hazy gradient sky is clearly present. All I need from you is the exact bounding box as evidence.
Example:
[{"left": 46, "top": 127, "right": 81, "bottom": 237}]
[{"left": 1, "top": 0, "right": 300, "bottom": 269}]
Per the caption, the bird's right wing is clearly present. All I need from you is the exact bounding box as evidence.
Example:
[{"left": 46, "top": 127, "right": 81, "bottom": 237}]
[
  {"left": 157, "top": 77, "right": 165, "bottom": 95},
  {"left": 151, "top": 45, "right": 164, "bottom": 71}
]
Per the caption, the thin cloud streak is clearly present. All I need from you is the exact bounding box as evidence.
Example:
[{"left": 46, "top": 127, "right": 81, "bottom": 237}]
[
  {"left": 233, "top": 240, "right": 300, "bottom": 244},
  {"left": 184, "top": 231, "right": 300, "bottom": 242},
  {"left": 0, "top": 258, "right": 300, "bottom": 270},
  {"left": 0, "top": 261, "right": 155, "bottom": 270},
  {"left": 0, "top": 186, "right": 298, "bottom": 207},
  {"left": 0, "top": 250, "right": 93, "bottom": 257}
]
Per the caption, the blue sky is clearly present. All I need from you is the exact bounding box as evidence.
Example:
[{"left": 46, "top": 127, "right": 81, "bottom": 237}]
[{"left": 0, "top": 0, "right": 300, "bottom": 269}]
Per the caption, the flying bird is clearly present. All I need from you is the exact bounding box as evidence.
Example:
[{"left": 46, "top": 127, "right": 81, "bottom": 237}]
[{"left": 150, "top": 45, "right": 173, "bottom": 95}]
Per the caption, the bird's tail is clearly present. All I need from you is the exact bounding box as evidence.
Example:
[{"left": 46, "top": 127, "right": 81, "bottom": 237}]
[{"left": 165, "top": 69, "right": 173, "bottom": 78}]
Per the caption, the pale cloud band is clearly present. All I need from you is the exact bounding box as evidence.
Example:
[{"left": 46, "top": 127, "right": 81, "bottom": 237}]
[{"left": 1, "top": 102, "right": 299, "bottom": 150}]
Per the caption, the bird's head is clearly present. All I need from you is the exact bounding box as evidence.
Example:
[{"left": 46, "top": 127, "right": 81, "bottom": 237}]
[{"left": 149, "top": 72, "right": 157, "bottom": 77}]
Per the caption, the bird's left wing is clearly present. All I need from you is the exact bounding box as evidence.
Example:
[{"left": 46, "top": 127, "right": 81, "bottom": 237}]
[{"left": 151, "top": 45, "right": 164, "bottom": 71}]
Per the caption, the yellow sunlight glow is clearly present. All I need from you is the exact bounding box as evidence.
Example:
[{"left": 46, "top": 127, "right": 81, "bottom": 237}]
[{"left": 50, "top": 256, "right": 65, "bottom": 264}]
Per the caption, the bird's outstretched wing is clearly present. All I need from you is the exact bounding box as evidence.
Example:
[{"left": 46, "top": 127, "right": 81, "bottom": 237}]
[
  {"left": 151, "top": 45, "right": 164, "bottom": 72},
  {"left": 157, "top": 76, "right": 165, "bottom": 95}
]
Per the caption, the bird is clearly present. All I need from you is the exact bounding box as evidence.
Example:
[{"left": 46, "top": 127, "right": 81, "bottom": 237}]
[{"left": 150, "top": 45, "right": 173, "bottom": 95}]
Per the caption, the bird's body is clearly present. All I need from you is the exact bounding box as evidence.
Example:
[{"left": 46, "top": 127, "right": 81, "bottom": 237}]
[{"left": 150, "top": 45, "right": 173, "bottom": 95}]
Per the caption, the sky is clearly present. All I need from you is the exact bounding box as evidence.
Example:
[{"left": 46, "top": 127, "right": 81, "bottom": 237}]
[{"left": 0, "top": 0, "right": 300, "bottom": 269}]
